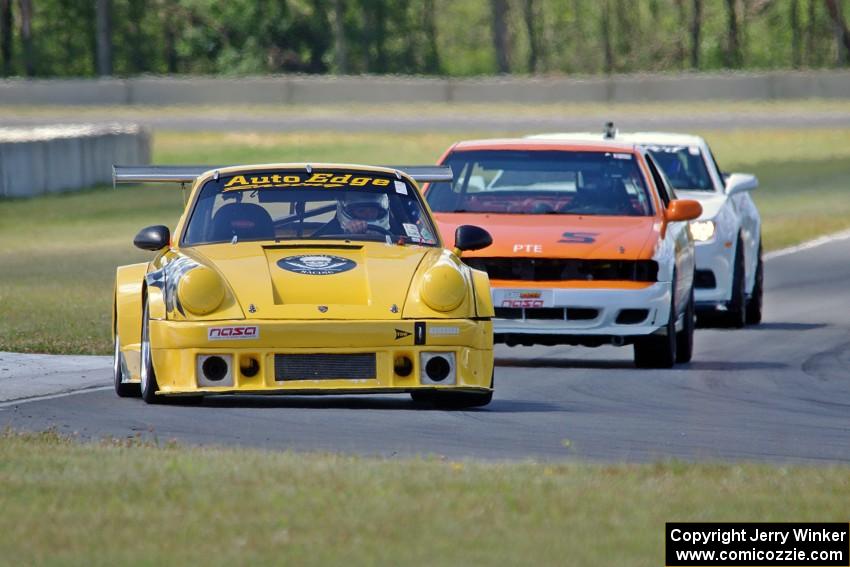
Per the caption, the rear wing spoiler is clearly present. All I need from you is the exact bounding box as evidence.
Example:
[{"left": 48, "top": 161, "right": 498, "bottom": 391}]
[{"left": 112, "top": 165, "right": 453, "bottom": 187}]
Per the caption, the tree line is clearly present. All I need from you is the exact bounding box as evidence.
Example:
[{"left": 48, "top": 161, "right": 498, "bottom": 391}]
[{"left": 1, "top": 0, "right": 849, "bottom": 78}]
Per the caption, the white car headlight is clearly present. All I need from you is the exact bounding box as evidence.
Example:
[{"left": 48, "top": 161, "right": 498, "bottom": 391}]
[{"left": 690, "top": 220, "right": 716, "bottom": 242}]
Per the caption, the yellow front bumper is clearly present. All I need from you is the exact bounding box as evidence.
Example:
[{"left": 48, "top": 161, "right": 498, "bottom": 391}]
[{"left": 148, "top": 319, "right": 493, "bottom": 395}]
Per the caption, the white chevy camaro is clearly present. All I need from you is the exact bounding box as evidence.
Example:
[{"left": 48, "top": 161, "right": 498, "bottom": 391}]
[{"left": 527, "top": 129, "right": 763, "bottom": 327}]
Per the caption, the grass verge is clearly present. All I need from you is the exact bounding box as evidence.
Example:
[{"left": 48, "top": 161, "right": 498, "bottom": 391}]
[
  {"left": 1, "top": 429, "right": 848, "bottom": 566},
  {"left": 2, "top": 128, "right": 849, "bottom": 354}
]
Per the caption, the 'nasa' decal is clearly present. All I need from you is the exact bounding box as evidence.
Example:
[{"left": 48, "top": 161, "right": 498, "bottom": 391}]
[{"left": 208, "top": 326, "right": 259, "bottom": 340}]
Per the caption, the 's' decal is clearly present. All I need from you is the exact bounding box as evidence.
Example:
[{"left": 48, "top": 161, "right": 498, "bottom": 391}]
[{"left": 558, "top": 232, "right": 598, "bottom": 244}]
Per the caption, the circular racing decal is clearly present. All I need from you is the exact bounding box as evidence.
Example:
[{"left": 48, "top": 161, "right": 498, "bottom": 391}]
[{"left": 277, "top": 255, "right": 357, "bottom": 276}]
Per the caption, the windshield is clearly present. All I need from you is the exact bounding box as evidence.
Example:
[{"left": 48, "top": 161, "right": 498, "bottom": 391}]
[
  {"left": 645, "top": 145, "right": 714, "bottom": 191},
  {"left": 428, "top": 150, "right": 653, "bottom": 216},
  {"left": 182, "top": 169, "right": 439, "bottom": 247}
]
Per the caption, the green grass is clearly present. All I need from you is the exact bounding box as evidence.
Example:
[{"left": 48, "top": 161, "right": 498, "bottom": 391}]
[
  {"left": 154, "top": 130, "right": 465, "bottom": 165},
  {"left": 699, "top": 128, "right": 850, "bottom": 250},
  {"left": 2, "top": 128, "right": 850, "bottom": 354},
  {"left": 0, "top": 430, "right": 848, "bottom": 566},
  {"left": 0, "top": 185, "right": 184, "bottom": 354}
]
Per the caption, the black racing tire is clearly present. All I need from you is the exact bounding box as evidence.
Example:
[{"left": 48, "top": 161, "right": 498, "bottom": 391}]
[
  {"left": 634, "top": 276, "right": 677, "bottom": 369},
  {"left": 724, "top": 238, "right": 747, "bottom": 329},
  {"left": 113, "top": 333, "right": 140, "bottom": 398},
  {"left": 675, "top": 285, "right": 695, "bottom": 364},
  {"left": 139, "top": 300, "right": 203, "bottom": 405},
  {"left": 168, "top": 395, "right": 205, "bottom": 406},
  {"left": 694, "top": 311, "right": 711, "bottom": 328},
  {"left": 746, "top": 242, "right": 764, "bottom": 325},
  {"left": 410, "top": 371, "right": 494, "bottom": 409},
  {"left": 410, "top": 390, "right": 438, "bottom": 404},
  {"left": 140, "top": 300, "right": 161, "bottom": 404},
  {"left": 434, "top": 390, "right": 493, "bottom": 408}
]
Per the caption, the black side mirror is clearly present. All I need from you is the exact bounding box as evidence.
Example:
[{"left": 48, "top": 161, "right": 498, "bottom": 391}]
[
  {"left": 134, "top": 225, "right": 170, "bottom": 251},
  {"left": 454, "top": 225, "right": 493, "bottom": 252}
]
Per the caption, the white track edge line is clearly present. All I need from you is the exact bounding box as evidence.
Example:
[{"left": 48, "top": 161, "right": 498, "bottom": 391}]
[
  {"left": 764, "top": 228, "right": 850, "bottom": 261},
  {"left": 0, "top": 386, "right": 113, "bottom": 410}
]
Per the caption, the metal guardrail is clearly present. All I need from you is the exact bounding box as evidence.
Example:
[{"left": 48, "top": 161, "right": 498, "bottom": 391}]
[
  {"left": 1, "top": 70, "right": 849, "bottom": 106},
  {"left": 0, "top": 124, "right": 150, "bottom": 198}
]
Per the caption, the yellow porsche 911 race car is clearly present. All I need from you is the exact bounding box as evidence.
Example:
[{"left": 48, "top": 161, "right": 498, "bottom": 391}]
[{"left": 112, "top": 163, "right": 495, "bottom": 407}]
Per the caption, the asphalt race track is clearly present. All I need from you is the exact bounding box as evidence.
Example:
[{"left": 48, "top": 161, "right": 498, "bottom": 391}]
[
  {"left": 4, "top": 108, "right": 850, "bottom": 132},
  {"left": 2, "top": 236, "right": 849, "bottom": 463}
]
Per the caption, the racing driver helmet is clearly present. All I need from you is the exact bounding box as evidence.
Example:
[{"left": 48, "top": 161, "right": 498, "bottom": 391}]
[{"left": 338, "top": 192, "right": 391, "bottom": 232}]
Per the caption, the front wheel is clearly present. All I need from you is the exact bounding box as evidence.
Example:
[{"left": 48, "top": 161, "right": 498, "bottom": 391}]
[
  {"left": 139, "top": 301, "right": 202, "bottom": 405},
  {"left": 675, "top": 286, "right": 695, "bottom": 363},
  {"left": 746, "top": 243, "right": 764, "bottom": 325},
  {"left": 723, "top": 239, "right": 747, "bottom": 328},
  {"left": 113, "top": 334, "right": 140, "bottom": 398},
  {"left": 410, "top": 371, "right": 494, "bottom": 409},
  {"left": 411, "top": 389, "right": 493, "bottom": 408},
  {"left": 140, "top": 300, "right": 161, "bottom": 404},
  {"left": 634, "top": 281, "right": 677, "bottom": 369}
]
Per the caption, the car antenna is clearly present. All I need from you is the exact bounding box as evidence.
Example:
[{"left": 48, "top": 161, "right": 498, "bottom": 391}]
[{"left": 603, "top": 121, "right": 617, "bottom": 140}]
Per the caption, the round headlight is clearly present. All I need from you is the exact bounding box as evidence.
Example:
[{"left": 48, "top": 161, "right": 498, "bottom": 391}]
[
  {"left": 690, "top": 220, "right": 716, "bottom": 242},
  {"left": 420, "top": 263, "right": 466, "bottom": 312},
  {"left": 177, "top": 266, "right": 225, "bottom": 315}
]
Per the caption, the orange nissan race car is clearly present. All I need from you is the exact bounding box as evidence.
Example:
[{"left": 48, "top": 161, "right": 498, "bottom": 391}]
[{"left": 425, "top": 139, "right": 703, "bottom": 368}]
